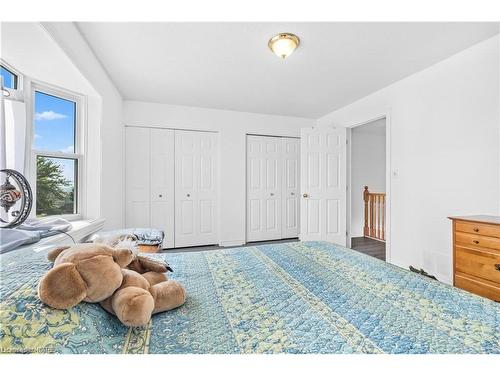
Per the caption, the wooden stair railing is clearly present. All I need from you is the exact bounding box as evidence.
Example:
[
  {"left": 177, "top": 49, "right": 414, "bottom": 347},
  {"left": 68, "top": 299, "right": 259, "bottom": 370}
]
[{"left": 363, "top": 186, "right": 386, "bottom": 242}]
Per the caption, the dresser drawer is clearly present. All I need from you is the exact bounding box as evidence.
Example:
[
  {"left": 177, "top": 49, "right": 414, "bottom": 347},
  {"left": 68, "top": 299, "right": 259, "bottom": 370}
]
[
  {"left": 455, "top": 246, "right": 500, "bottom": 284},
  {"left": 455, "top": 231, "right": 500, "bottom": 251},
  {"left": 455, "top": 273, "right": 500, "bottom": 302},
  {"left": 455, "top": 220, "right": 500, "bottom": 239}
]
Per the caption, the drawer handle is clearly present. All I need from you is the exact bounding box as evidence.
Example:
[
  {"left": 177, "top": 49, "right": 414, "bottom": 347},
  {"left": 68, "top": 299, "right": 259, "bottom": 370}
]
[
  {"left": 473, "top": 228, "right": 479, "bottom": 232},
  {"left": 472, "top": 240, "right": 479, "bottom": 244},
  {"left": 495, "top": 264, "right": 500, "bottom": 271}
]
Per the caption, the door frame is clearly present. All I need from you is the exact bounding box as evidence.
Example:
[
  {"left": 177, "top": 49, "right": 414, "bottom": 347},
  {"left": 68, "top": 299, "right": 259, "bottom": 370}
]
[
  {"left": 244, "top": 133, "right": 300, "bottom": 244},
  {"left": 346, "top": 110, "right": 392, "bottom": 263}
]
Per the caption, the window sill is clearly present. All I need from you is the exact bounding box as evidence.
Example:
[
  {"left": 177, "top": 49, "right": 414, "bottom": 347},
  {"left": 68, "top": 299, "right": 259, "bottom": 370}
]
[{"left": 30, "top": 218, "right": 105, "bottom": 252}]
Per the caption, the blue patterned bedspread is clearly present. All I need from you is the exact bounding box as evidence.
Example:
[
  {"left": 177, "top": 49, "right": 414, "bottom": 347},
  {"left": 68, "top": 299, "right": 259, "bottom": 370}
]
[{"left": 0, "top": 241, "right": 498, "bottom": 354}]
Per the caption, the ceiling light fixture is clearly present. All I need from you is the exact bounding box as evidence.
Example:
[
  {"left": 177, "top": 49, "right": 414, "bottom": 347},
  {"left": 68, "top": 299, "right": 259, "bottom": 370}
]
[{"left": 268, "top": 33, "right": 300, "bottom": 59}]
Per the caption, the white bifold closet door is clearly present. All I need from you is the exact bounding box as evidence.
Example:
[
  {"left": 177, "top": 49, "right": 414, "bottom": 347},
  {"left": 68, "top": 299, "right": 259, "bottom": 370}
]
[
  {"left": 246, "top": 135, "right": 300, "bottom": 242},
  {"left": 125, "top": 127, "right": 175, "bottom": 248},
  {"left": 175, "top": 130, "right": 219, "bottom": 247},
  {"left": 282, "top": 138, "right": 300, "bottom": 238},
  {"left": 125, "top": 127, "right": 151, "bottom": 230},
  {"left": 150, "top": 129, "right": 175, "bottom": 248}
]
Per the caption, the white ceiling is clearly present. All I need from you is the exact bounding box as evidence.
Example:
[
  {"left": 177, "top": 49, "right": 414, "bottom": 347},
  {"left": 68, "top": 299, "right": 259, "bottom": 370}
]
[{"left": 77, "top": 22, "right": 499, "bottom": 119}]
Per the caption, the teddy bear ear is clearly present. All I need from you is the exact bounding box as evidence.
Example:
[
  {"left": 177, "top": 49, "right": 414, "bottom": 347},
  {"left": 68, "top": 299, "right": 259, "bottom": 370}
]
[
  {"left": 47, "top": 246, "right": 71, "bottom": 262},
  {"left": 136, "top": 255, "right": 170, "bottom": 273},
  {"left": 38, "top": 262, "right": 87, "bottom": 309},
  {"left": 112, "top": 248, "right": 135, "bottom": 268}
]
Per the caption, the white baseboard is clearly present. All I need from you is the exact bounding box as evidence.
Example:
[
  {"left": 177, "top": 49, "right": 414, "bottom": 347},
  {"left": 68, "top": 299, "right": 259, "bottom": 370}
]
[{"left": 219, "top": 240, "right": 245, "bottom": 247}]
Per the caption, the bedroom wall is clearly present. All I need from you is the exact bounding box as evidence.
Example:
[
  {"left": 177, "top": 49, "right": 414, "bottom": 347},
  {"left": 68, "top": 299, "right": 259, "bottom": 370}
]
[
  {"left": 123, "top": 100, "right": 315, "bottom": 246},
  {"left": 350, "top": 119, "right": 386, "bottom": 238},
  {"left": 317, "top": 34, "right": 500, "bottom": 284},
  {"left": 41, "top": 22, "right": 125, "bottom": 230}
]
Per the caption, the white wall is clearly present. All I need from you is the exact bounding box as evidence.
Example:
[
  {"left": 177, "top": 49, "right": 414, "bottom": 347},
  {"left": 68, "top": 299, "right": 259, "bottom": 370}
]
[
  {"left": 350, "top": 119, "right": 386, "bottom": 237},
  {"left": 124, "top": 100, "right": 315, "bottom": 246},
  {"left": 41, "top": 22, "right": 125, "bottom": 230},
  {"left": 318, "top": 35, "right": 500, "bottom": 284}
]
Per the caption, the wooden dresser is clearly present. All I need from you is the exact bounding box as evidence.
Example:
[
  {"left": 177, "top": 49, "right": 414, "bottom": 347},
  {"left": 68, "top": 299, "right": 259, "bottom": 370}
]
[{"left": 449, "top": 216, "right": 500, "bottom": 301}]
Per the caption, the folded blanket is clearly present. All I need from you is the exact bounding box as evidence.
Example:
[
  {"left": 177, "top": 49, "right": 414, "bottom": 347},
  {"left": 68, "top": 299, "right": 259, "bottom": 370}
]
[
  {"left": 0, "top": 228, "right": 40, "bottom": 253},
  {"left": 0, "top": 217, "right": 72, "bottom": 253},
  {"left": 18, "top": 217, "right": 72, "bottom": 235},
  {"left": 88, "top": 228, "right": 164, "bottom": 246}
]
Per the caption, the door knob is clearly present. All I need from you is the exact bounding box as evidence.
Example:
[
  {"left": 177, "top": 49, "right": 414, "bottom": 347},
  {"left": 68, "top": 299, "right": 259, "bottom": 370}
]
[
  {"left": 291, "top": 192, "right": 295, "bottom": 196},
  {"left": 270, "top": 193, "right": 274, "bottom": 196},
  {"left": 159, "top": 194, "right": 163, "bottom": 198},
  {"left": 303, "top": 193, "right": 309, "bottom": 198},
  {"left": 187, "top": 193, "right": 191, "bottom": 197}
]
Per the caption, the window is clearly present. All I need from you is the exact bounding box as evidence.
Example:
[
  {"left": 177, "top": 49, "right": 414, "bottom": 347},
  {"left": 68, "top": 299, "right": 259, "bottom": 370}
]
[
  {"left": 31, "top": 86, "right": 83, "bottom": 218},
  {"left": 0, "top": 65, "right": 18, "bottom": 89}
]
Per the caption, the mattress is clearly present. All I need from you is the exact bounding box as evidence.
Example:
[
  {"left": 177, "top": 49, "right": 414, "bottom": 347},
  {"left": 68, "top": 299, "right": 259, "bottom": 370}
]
[{"left": 0, "top": 241, "right": 498, "bottom": 354}]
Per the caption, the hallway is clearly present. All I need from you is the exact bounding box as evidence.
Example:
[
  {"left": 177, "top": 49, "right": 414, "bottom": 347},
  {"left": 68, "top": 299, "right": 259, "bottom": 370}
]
[{"left": 351, "top": 237, "right": 386, "bottom": 261}]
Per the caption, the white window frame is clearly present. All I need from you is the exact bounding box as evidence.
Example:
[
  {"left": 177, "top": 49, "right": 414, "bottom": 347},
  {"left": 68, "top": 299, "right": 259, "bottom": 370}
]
[
  {"left": 0, "top": 59, "right": 24, "bottom": 92},
  {"left": 0, "top": 59, "right": 23, "bottom": 98},
  {"left": 26, "top": 80, "right": 87, "bottom": 221}
]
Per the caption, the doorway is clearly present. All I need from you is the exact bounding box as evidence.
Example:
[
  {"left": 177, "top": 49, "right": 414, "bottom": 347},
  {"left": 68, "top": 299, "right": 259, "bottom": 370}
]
[{"left": 348, "top": 118, "right": 387, "bottom": 261}]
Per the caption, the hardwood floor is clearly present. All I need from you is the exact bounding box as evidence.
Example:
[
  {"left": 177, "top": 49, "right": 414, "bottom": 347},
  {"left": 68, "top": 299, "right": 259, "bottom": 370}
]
[
  {"left": 351, "top": 236, "right": 386, "bottom": 261},
  {"left": 162, "top": 238, "right": 299, "bottom": 253}
]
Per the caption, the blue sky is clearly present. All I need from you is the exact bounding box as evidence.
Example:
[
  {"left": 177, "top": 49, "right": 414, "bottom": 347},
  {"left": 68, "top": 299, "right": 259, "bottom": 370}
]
[
  {"left": 0, "top": 66, "right": 16, "bottom": 89},
  {"left": 34, "top": 91, "right": 76, "bottom": 153},
  {"left": 34, "top": 91, "right": 76, "bottom": 183}
]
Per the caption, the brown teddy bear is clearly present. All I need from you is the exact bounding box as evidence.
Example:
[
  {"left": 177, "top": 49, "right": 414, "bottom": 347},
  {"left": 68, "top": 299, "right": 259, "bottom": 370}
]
[{"left": 37, "top": 243, "right": 185, "bottom": 327}]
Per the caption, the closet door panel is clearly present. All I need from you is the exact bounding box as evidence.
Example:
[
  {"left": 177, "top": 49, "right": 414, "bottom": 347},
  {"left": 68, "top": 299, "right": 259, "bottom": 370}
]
[
  {"left": 282, "top": 138, "right": 300, "bottom": 238},
  {"left": 196, "top": 132, "right": 218, "bottom": 241},
  {"left": 180, "top": 200, "right": 194, "bottom": 235},
  {"left": 247, "top": 138, "right": 263, "bottom": 239},
  {"left": 150, "top": 128, "right": 175, "bottom": 248},
  {"left": 175, "top": 130, "right": 218, "bottom": 247},
  {"left": 125, "top": 127, "right": 150, "bottom": 229},
  {"left": 246, "top": 135, "right": 282, "bottom": 242},
  {"left": 199, "top": 199, "right": 213, "bottom": 233}
]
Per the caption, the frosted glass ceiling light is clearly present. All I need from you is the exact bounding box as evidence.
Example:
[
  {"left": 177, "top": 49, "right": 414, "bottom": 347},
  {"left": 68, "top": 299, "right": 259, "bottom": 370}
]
[{"left": 268, "top": 33, "right": 300, "bottom": 59}]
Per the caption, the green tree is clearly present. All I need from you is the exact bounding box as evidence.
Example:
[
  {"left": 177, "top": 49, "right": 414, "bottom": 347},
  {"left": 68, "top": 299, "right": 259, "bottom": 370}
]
[{"left": 36, "top": 157, "right": 72, "bottom": 216}]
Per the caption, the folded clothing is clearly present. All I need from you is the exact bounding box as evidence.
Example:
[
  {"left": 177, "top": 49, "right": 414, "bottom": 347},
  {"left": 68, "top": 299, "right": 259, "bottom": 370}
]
[{"left": 88, "top": 228, "right": 164, "bottom": 246}]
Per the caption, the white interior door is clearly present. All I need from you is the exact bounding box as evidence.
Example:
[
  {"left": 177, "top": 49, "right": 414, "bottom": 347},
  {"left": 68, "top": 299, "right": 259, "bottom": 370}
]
[
  {"left": 150, "top": 128, "right": 175, "bottom": 248},
  {"left": 125, "top": 127, "right": 150, "bottom": 229},
  {"left": 300, "top": 127, "right": 347, "bottom": 245},
  {"left": 246, "top": 135, "right": 283, "bottom": 242},
  {"left": 175, "top": 130, "right": 219, "bottom": 247},
  {"left": 282, "top": 138, "right": 300, "bottom": 238}
]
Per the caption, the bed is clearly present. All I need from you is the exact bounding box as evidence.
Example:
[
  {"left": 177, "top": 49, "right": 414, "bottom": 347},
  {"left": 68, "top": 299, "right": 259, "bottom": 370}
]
[{"left": 0, "top": 241, "right": 498, "bottom": 354}]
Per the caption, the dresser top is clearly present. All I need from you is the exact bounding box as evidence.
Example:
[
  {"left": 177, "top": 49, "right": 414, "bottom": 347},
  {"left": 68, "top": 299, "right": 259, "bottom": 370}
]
[{"left": 448, "top": 215, "right": 500, "bottom": 225}]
